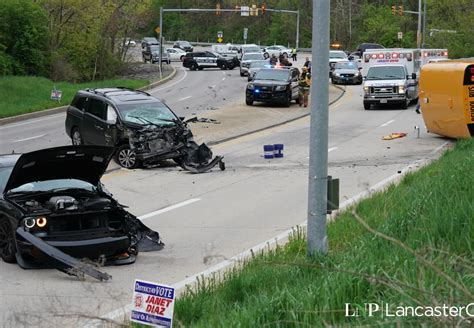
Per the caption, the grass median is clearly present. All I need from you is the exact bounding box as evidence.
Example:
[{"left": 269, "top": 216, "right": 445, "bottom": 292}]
[
  {"left": 171, "top": 138, "right": 473, "bottom": 327},
  {"left": 0, "top": 76, "right": 149, "bottom": 119}
]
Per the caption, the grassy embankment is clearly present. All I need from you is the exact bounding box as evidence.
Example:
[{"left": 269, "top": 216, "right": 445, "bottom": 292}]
[
  {"left": 0, "top": 76, "right": 149, "bottom": 119},
  {"left": 170, "top": 138, "right": 473, "bottom": 327}
]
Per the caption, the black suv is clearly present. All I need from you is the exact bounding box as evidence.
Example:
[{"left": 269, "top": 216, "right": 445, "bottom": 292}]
[
  {"left": 141, "top": 37, "right": 159, "bottom": 49},
  {"left": 245, "top": 67, "right": 300, "bottom": 107},
  {"left": 173, "top": 40, "right": 193, "bottom": 52},
  {"left": 183, "top": 51, "right": 238, "bottom": 71},
  {"left": 142, "top": 44, "right": 170, "bottom": 64},
  {"left": 65, "top": 88, "right": 224, "bottom": 172}
]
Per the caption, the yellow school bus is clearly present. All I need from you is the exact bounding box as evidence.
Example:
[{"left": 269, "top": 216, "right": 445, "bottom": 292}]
[{"left": 419, "top": 60, "right": 474, "bottom": 138}]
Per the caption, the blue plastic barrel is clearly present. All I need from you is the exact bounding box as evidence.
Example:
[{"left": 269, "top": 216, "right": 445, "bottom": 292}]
[
  {"left": 274, "top": 144, "right": 284, "bottom": 158},
  {"left": 263, "top": 145, "right": 274, "bottom": 159}
]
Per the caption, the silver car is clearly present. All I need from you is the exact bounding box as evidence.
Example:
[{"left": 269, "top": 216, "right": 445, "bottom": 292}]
[
  {"left": 240, "top": 52, "right": 266, "bottom": 77},
  {"left": 247, "top": 60, "right": 271, "bottom": 81}
]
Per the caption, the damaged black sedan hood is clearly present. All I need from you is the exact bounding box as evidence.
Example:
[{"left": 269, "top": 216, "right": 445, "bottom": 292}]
[{"left": 4, "top": 146, "right": 114, "bottom": 192}]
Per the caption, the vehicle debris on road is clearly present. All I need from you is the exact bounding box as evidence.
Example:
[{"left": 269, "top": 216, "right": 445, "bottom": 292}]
[{"left": 382, "top": 132, "right": 407, "bottom": 140}]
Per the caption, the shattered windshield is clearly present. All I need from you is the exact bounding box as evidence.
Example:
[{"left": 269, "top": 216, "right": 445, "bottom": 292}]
[
  {"left": 118, "top": 101, "right": 177, "bottom": 126},
  {"left": 255, "top": 69, "right": 289, "bottom": 81},
  {"left": 9, "top": 179, "right": 96, "bottom": 193},
  {"left": 0, "top": 166, "right": 13, "bottom": 193}
]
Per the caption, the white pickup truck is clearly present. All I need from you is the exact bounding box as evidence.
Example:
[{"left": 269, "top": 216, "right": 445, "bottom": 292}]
[{"left": 362, "top": 65, "right": 418, "bottom": 110}]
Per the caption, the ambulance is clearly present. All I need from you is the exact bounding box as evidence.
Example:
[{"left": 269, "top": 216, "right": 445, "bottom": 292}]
[
  {"left": 361, "top": 48, "right": 421, "bottom": 76},
  {"left": 419, "top": 49, "right": 448, "bottom": 66}
]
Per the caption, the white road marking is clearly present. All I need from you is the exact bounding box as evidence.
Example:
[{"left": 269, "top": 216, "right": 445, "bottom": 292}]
[
  {"left": 85, "top": 156, "right": 446, "bottom": 327},
  {"left": 0, "top": 114, "right": 64, "bottom": 130},
  {"left": 245, "top": 163, "right": 304, "bottom": 168},
  {"left": 178, "top": 96, "right": 192, "bottom": 102},
  {"left": 222, "top": 77, "right": 226, "bottom": 81},
  {"left": 328, "top": 147, "right": 338, "bottom": 152},
  {"left": 380, "top": 119, "right": 395, "bottom": 127},
  {"left": 13, "top": 134, "right": 45, "bottom": 143},
  {"left": 154, "top": 66, "right": 188, "bottom": 92},
  {"left": 138, "top": 198, "right": 201, "bottom": 221}
]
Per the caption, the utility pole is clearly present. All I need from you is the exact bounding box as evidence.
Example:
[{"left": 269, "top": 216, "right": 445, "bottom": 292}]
[
  {"left": 307, "top": 0, "right": 330, "bottom": 256},
  {"left": 422, "top": 0, "right": 427, "bottom": 48},
  {"left": 417, "top": 0, "right": 422, "bottom": 48}
]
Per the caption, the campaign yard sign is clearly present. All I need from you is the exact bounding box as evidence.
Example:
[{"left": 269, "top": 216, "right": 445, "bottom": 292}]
[{"left": 131, "top": 280, "right": 175, "bottom": 327}]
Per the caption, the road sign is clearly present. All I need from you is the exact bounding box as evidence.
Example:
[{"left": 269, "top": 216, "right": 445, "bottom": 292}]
[
  {"left": 154, "top": 26, "right": 160, "bottom": 34},
  {"left": 217, "top": 37, "right": 223, "bottom": 43},
  {"left": 398, "top": 31, "right": 403, "bottom": 39},
  {"left": 50, "top": 89, "right": 62, "bottom": 101},
  {"left": 217, "top": 31, "right": 223, "bottom": 38},
  {"left": 243, "top": 28, "right": 248, "bottom": 40},
  {"left": 130, "top": 280, "right": 175, "bottom": 327},
  {"left": 241, "top": 6, "right": 249, "bottom": 16}
]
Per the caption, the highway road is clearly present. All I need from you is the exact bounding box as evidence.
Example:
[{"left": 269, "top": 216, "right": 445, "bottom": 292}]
[{"left": 0, "top": 62, "right": 451, "bottom": 326}]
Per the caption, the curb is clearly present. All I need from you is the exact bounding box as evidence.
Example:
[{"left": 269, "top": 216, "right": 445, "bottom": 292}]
[
  {"left": 0, "top": 66, "right": 177, "bottom": 127},
  {"left": 208, "top": 84, "right": 346, "bottom": 146}
]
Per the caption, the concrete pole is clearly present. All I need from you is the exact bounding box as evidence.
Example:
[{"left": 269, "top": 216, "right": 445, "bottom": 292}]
[
  {"left": 307, "top": 0, "right": 330, "bottom": 256},
  {"left": 417, "top": 0, "right": 422, "bottom": 48},
  {"left": 296, "top": 10, "right": 300, "bottom": 49}
]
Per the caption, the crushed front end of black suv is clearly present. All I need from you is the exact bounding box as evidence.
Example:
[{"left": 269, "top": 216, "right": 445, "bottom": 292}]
[{"left": 0, "top": 146, "right": 164, "bottom": 281}]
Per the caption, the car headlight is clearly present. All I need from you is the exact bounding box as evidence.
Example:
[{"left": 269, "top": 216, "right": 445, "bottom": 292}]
[
  {"left": 23, "top": 216, "right": 48, "bottom": 229},
  {"left": 247, "top": 84, "right": 255, "bottom": 90},
  {"left": 398, "top": 85, "right": 405, "bottom": 94},
  {"left": 363, "top": 86, "right": 370, "bottom": 94},
  {"left": 274, "top": 85, "right": 287, "bottom": 91},
  {"left": 333, "top": 72, "right": 340, "bottom": 77}
]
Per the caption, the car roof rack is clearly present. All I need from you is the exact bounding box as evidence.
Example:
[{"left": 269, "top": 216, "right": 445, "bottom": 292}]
[{"left": 84, "top": 87, "right": 150, "bottom": 98}]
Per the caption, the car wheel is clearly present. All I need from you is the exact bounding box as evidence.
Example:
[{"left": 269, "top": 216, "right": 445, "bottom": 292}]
[
  {"left": 264, "top": 53, "right": 269, "bottom": 59},
  {"left": 71, "top": 128, "right": 83, "bottom": 145},
  {"left": 246, "top": 97, "right": 253, "bottom": 106},
  {"left": 190, "top": 63, "right": 197, "bottom": 71},
  {"left": 115, "top": 145, "right": 140, "bottom": 169},
  {"left": 220, "top": 63, "right": 227, "bottom": 70},
  {"left": 0, "top": 220, "right": 17, "bottom": 263},
  {"left": 401, "top": 99, "right": 409, "bottom": 109},
  {"left": 363, "top": 102, "right": 371, "bottom": 110},
  {"left": 331, "top": 78, "right": 336, "bottom": 84},
  {"left": 180, "top": 55, "right": 184, "bottom": 61},
  {"left": 198, "top": 67, "right": 204, "bottom": 71},
  {"left": 240, "top": 72, "right": 245, "bottom": 77}
]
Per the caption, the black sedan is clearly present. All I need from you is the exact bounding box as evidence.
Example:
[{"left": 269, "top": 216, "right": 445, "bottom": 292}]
[
  {"left": 245, "top": 67, "right": 300, "bottom": 107},
  {"left": 0, "top": 146, "right": 163, "bottom": 280},
  {"left": 331, "top": 61, "right": 363, "bottom": 85}
]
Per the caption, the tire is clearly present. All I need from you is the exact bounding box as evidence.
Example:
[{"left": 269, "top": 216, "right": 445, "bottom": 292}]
[
  {"left": 220, "top": 63, "right": 227, "bottom": 70},
  {"left": 198, "top": 67, "right": 204, "bottom": 71},
  {"left": 363, "top": 102, "right": 371, "bottom": 110},
  {"left": 401, "top": 99, "right": 408, "bottom": 109},
  {"left": 190, "top": 63, "right": 197, "bottom": 71},
  {"left": 246, "top": 97, "right": 254, "bottom": 106},
  {"left": 331, "top": 78, "right": 336, "bottom": 84},
  {"left": 264, "top": 52, "right": 269, "bottom": 59},
  {"left": 240, "top": 72, "right": 245, "bottom": 77},
  {"left": 115, "top": 145, "right": 140, "bottom": 169},
  {"left": 71, "top": 127, "right": 83, "bottom": 145},
  {"left": 0, "top": 220, "right": 17, "bottom": 263},
  {"left": 180, "top": 55, "right": 184, "bottom": 62}
]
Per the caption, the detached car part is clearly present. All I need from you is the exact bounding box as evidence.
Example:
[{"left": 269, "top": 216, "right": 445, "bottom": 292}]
[{"left": 0, "top": 146, "right": 164, "bottom": 281}]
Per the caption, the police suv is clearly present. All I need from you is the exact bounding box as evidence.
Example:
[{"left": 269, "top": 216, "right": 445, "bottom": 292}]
[{"left": 182, "top": 51, "right": 237, "bottom": 71}]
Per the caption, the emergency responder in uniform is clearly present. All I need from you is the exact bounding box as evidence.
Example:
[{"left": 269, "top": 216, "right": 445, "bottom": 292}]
[
  {"left": 270, "top": 53, "right": 278, "bottom": 66},
  {"left": 298, "top": 66, "right": 311, "bottom": 107},
  {"left": 291, "top": 48, "right": 297, "bottom": 61}
]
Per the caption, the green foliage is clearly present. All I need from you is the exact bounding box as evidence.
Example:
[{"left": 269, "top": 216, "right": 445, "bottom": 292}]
[
  {"left": 0, "top": 0, "right": 50, "bottom": 76},
  {"left": 173, "top": 138, "right": 474, "bottom": 327},
  {"left": 0, "top": 76, "right": 149, "bottom": 118}
]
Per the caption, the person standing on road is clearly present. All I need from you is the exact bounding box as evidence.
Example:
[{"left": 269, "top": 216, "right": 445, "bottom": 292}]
[
  {"left": 291, "top": 48, "right": 297, "bottom": 62},
  {"left": 269, "top": 53, "right": 278, "bottom": 66},
  {"left": 298, "top": 66, "right": 311, "bottom": 107},
  {"left": 303, "top": 57, "right": 311, "bottom": 73}
]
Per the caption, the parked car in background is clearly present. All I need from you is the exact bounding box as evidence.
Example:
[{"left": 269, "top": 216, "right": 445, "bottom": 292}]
[
  {"left": 354, "top": 43, "right": 384, "bottom": 57},
  {"left": 240, "top": 44, "right": 263, "bottom": 59},
  {"left": 263, "top": 45, "right": 292, "bottom": 59},
  {"left": 247, "top": 60, "right": 271, "bottom": 81},
  {"left": 329, "top": 50, "right": 349, "bottom": 76},
  {"left": 173, "top": 40, "right": 193, "bottom": 52},
  {"left": 240, "top": 52, "right": 266, "bottom": 76},
  {"left": 141, "top": 37, "right": 159, "bottom": 48},
  {"left": 331, "top": 61, "right": 362, "bottom": 84},
  {"left": 166, "top": 48, "right": 187, "bottom": 61},
  {"left": 142, "top": 45, "right": 170, "bottom": 64},
  {"left": 246, "top": 67, "right": 300, "bottom": 107},
  {"left": 125, "top": 38, "right": 136, "bottom": 46}
]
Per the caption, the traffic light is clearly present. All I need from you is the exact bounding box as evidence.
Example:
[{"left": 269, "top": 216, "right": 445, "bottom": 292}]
[
  {"left": 391, "top": 5, "right": 396, "bottom": 15},
  {"left": 216, "top": 3, "right": 221, "bottom": 16},
  {"left": 399, "top": 5, "right": 403, "bottom": 15},
  {"left": 262, "top": 3, "right": 266, "bottom": 15}
]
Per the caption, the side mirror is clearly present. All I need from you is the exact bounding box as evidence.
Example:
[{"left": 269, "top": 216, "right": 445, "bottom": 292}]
[
  {"left": 179, "top": 116, "right": 185, "bottom": 121},
  {"left": 358, "top": 67, "right": 362, "bottom": 70},
  {"left": 406, "top": 75, "right": 410, "bottom": 79},
  {"left": 411, "top": 73, "right": 417, "bottom": 79}
]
